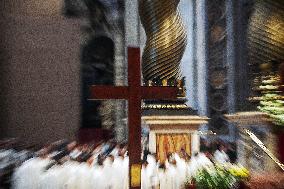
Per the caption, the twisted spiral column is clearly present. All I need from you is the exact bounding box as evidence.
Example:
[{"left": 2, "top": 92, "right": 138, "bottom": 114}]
[{"left": 139, "top": 0, "right": 187, "bottom": 82}]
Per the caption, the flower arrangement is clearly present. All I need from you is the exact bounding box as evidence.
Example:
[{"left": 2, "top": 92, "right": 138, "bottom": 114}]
[
  {"left": 189, "top": 164, "right": 250, "bottom": 189},
  {"left": 228, "top": 165, "right": 249, "bottom": 180}
]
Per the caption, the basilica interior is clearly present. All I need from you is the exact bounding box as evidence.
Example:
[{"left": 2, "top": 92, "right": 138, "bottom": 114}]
[{"left": 0, "top": 0, "right": 283, "bottom": 189}]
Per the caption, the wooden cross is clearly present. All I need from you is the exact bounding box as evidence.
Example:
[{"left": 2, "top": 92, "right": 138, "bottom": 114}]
[{"left": 90, "top": 47, "right": 178, "bottom": 189}]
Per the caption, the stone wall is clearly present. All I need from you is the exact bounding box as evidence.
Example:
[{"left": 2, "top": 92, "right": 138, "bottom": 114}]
[{"left": 0, "top": 0, "right": 81, "bottom": 145}]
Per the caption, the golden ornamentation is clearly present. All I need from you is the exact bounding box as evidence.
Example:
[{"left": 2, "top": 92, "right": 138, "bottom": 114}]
[
  {"left": 130, "top": 164, "right": 141, "bottom": 187},
  {"left": 139, "top": 0, "right": 187, "bottom": 81},
  {"left": 142, "top": 103, "right": 188, "bottom": 110}
]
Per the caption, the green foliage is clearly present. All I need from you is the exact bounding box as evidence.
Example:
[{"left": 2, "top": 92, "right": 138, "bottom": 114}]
[
  {"left": 193, "top": 166, "right": 237, "bottom": 189},
  {"left": 257, "top": 76, "right": 284, "bottom": 126}
]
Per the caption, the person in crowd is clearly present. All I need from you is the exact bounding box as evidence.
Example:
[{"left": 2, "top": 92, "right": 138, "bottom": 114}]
[{"left": 214, "top": 143, "right": 230, "bottom": 164}]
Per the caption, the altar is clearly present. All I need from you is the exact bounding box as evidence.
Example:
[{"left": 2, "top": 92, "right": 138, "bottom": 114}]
[{"left": 143, "top": 115, "right": 209, "bottom": 162}]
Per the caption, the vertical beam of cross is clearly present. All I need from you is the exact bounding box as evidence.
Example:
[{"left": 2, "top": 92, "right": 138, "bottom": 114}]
[{"left": 127, "top": 48, "right": 142, "bottom": 187}]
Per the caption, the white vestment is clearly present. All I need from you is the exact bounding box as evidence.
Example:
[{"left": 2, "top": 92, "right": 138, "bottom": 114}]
[
  {"left": 112, "top": 156, "right": 128, "bottom": 189},
  {"left": 174, "top": 153, "right": 187, "bottom": 188},
  {"left": 141, "top": 165, "right": 151, "bottom": 189},
  {"left": 12, "top": 158, "right": 51, "bottom": 189},
  {"left": 90, "top": 165, "right": 108, "bottom": 189},
  {"left": 214, "top": 150, "right": 229, "bottom": 164},
  {"left": 38, "top": 165, "right": 66, "bottom": 189},
  {"left": 158, "top": 169, "right": 168, "bottom": 189},
  {"left": 167, "top": 164, "right": 180, "bottom": 189},
  {"left": 102, "top": 157, "right": 114, "bottom": 188},
  {"left": 146, "top": 155, "right": 159, "bottom": 187}
]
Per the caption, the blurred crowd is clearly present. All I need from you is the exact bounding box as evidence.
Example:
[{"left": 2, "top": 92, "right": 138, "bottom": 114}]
[
  {"left": 199, "top": 138, "right": 237, "bottom": 164},
  {"left": 0, "top": 138, "right": 238, "bottom": 189}
]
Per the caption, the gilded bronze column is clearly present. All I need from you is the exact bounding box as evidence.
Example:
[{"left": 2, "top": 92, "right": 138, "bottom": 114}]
[
  {"left": 139, "top": 0, "right": 187, "bottom": 82},
  {"left": 139, "top": 0, "right": 191, "bottom": 110}
]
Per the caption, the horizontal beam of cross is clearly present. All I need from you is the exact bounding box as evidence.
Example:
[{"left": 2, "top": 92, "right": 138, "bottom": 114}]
[{"left": 90, "top": 86, "right": 178, "bottom": 100}]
